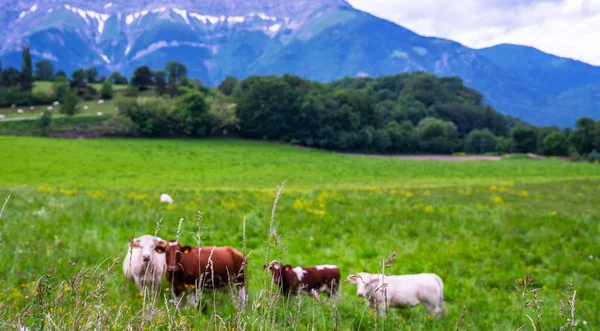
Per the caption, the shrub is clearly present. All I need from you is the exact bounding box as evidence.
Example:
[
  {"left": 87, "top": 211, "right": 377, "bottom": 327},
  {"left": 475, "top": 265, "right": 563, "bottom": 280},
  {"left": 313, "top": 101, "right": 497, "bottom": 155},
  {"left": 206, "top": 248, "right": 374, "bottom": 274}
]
[
  {"left": 590, "top": 149, "right": 599, "bottom": 162},
  {"left": 38, "top": 111, "right": 52, "bottom": 135},
  {"left": 100, "top": 81, "right": 113, "bottom": 100},
  {"left": 177, "top": 91, "right": 211, "bottom": 137},
  {"left": 464, "top": 129, "right": 499, "bottom": 154},
  {"left": 118, "top": 97, "right": 183, "bottom": 137},
  {"left": 59, "top": 89, "right": 79, "bottom": 117},
  {"left": 102, "top": 115, "right": 136, "bottom": 136}
]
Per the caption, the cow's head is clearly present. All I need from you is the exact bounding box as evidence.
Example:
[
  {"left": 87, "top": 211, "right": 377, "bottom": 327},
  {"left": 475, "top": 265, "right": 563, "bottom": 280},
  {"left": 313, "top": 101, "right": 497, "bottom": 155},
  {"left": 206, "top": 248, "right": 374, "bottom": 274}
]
[
  {"left": 129, "top": 235, "right": 166, "bottom": 264},
  {"left": 266, "top": 261, "right": 291, "bottom": 285},
  {"left": 155, "top": 240, "right": 192, "bottom": 273},
  {"left": 347, "top": 273, "right": 380, "bottom": 298}
]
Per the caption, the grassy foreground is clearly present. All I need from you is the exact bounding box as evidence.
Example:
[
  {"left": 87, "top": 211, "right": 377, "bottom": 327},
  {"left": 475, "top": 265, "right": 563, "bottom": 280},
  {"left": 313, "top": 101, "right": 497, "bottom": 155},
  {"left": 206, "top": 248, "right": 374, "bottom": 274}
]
[{"left": 0, "top": 137, "right": 599, "bottom": 330}]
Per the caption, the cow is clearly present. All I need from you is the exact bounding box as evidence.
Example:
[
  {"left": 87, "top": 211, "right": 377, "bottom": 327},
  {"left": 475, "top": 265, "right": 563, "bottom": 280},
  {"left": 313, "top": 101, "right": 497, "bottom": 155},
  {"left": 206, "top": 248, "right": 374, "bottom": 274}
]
[
  {"left": 267, "top": 261, "right": 341, "bottom": 298},
  {"left": 122, "top": 235, "right": 167, "bottom": 296},
  {"left": 347, "top": 272, "right": 445, "bottom": 317},
  {"left": 156, "top": 240, "right": 246, "bottom": 308}
]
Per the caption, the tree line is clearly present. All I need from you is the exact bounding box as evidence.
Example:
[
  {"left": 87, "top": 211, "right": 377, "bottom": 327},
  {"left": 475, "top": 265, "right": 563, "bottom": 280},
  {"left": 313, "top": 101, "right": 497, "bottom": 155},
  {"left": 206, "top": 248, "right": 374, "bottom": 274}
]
[{"left": 1, "top": 47, "right": 598, "bottom": 160}]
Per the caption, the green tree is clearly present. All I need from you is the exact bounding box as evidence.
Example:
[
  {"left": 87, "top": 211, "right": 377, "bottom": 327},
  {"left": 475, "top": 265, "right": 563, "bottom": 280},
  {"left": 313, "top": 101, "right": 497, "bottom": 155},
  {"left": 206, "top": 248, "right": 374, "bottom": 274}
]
[
  {"left": 20, "top": 47, "right": 33, "bottom": 91},
  {"left": 131, "top": 66, "right": 153, "bottom": 91},
  {"left": 1, "top": 66, "right": 20, "bottom": 87},
  {"left": 71, "top": 69, "right": 87, "bottom": 95},
  {"left": 416, "top": 117, "right": 459, "bottom": 153},
  {"left": 218, "top": 76, "right": 239, "bottom": 96},
  {"left": 465, "top": 129, "right": 499, "bottom": 154},
  {"left": 208, "top": 93, "right": 239, "bottom": 135},
  {"left": 34, "top": 60, "right": 54, "bottom": 81},
  {"left": 165, "top": 61, "right": 187, "bottom": 82},
  {"left": 178, "top": 91, "right": 211, "bottom": 137},
  {"left": 511, "top": 126, "right": 538, "bottom": 153},
  {"left": 373, "top": 128, "right": 392, "bottom": 152},
  {"left": 110, "top": 72, "right": 128, "bottom": 85},
  {"left": 85, "top": 67, "right": 98, "bottom": 83},
  {"left": 153, "top": 70, "right": 167, "bottom": 95},
  {"left": 100, "top": 81, "right": 113, "bottom": 100},
  {"left": 38, "top": 111, "right": 52, "bottom": 135},
  {"left": 541, "top": 131, "right": 568, "bottom": 156},
  {"left": 52, "top": 76, "right": 70, "bottom": 100},
  {"left": 55, "top": 70, "right": 67, "bottom": 79},
  {"left": 59, "top": 89, "right": 79, "bottom": 116}
]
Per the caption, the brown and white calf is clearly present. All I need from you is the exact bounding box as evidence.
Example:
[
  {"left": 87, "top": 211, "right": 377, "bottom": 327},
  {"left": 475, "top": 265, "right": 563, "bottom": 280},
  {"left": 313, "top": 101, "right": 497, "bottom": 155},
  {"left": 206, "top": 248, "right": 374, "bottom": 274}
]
[
  {"left": 267, "top": 262, "right": 341, "bottom": 297},
  {"left": 122, "top": 235, "right": 167, "bottom": 296},
  {"left": 156, "top": 240, "right": 246, "bottom": 308},
  {"left": 347, "top": 272, "right": 445, "bottom": 317}
]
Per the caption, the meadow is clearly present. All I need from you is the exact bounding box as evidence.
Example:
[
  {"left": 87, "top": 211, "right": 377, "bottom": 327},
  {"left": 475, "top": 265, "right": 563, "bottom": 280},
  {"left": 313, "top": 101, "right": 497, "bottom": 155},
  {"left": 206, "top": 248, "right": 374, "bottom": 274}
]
[
  {"left": 0, "top": 136, "right": 599, "bottom": 330},
  {"left": 0, "top": 81, "right": 127, "bottom": 119}
]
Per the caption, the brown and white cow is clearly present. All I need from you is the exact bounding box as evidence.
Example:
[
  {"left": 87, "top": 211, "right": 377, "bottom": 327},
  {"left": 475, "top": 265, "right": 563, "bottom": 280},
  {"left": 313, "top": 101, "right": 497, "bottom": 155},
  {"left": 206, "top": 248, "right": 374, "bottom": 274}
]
[
  {"left": 267, "top": 261, "right": 340, "bottom": 298},
  {"left": 155, "top": 240, "right": 246, "bottom": 308}
]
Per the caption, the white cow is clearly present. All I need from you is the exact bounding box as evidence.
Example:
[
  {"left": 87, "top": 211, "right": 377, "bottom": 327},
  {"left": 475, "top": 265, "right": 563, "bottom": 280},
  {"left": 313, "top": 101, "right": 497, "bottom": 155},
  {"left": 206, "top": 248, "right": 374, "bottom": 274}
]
[
  {"left": 347, "top": 272, "right": 445, "bottom": 317},
  {"left": 160, "top": 193, "right": 173, "bottom": 204},
  {"left": 123, "top": 235, "right": 167, "bottom": 295}
]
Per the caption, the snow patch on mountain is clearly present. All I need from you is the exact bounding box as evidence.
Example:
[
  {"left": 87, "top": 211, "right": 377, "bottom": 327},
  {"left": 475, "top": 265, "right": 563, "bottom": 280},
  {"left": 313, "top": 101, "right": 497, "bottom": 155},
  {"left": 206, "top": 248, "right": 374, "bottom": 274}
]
[
  {"left": 132, "top": 40, "right": 209, "bottom": 60},
  {"left": 190, "top": 13, "right": 220, "bottom": 24},
  {"left": 172, "top": 8, "right": 190, "bottom": 25},
  {"left": 104, "top": 3, "right": 113, "bottom": 9}
]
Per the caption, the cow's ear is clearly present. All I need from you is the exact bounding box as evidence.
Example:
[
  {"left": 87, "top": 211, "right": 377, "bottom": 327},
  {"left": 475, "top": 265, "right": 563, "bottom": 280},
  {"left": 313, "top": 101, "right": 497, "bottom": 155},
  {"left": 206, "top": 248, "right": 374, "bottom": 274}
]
[
  {"left": 181, "top": 246, "right": 192, "bottom": 254},
  {"left": 347, "top": 275, "right": 358, "bottom": 284},
  {"left": 155, "top": 246, "right": 166, "bottom": 254},
  {"left": 369, "top": 278, "right": 380, "bottom": 286},
  {"left": 129, "top": 240, "right": 140, "bottom": 248},
  {"left": 284, "top": 266, "right": 291, "bottom": 271}
]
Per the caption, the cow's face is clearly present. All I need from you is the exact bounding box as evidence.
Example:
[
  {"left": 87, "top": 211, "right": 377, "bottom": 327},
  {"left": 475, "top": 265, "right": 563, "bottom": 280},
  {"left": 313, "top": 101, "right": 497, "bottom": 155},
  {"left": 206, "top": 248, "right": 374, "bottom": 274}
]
[
  {"left": 347, "top": 273, "right": 380, "bottom": 298},
  {"left": 130, "top": 235, "right": 166, "bottom": 264},
  {"left": 267, "top": 262, "right": 288, "bottom": 285},
  {"left": 157, "top": 240, "right": 192, "bottom": 273}
]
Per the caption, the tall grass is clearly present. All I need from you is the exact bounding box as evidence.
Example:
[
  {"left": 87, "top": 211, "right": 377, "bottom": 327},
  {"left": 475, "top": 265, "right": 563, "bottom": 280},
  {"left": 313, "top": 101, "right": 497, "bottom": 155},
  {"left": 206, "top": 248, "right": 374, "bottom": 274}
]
[{"left": 0, "top": 185, "right": 591, "bottom": 330}]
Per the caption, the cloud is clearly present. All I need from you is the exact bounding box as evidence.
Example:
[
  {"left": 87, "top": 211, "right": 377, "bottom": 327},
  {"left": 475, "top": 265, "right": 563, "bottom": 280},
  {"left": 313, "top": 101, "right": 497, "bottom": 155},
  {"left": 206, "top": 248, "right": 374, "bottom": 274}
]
[{"left": 347, "top": 0, "right": 600, "bottom": 65}]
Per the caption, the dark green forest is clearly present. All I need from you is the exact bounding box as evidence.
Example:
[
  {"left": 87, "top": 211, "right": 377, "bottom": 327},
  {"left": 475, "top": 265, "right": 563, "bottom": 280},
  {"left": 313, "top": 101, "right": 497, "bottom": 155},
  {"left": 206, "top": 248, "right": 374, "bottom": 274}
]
[{"left": 1, "top": 48, "right": 599, "bottom": 160}]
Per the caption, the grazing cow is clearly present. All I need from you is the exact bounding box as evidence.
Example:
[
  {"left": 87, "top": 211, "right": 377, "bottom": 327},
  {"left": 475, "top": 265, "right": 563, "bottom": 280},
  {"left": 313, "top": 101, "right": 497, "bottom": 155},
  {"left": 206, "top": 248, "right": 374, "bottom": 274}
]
[
  {"left": 122, "top": 235, "right": 167, "bottom": 295},
  {"left": 267, "top": 261, "right": 341, "bottom": 297},
  {"left": 347, "top": 272, "right": 445, "bottom": 317},
  {"left": 156, "top": 240, "right": 246, "bottom": 308},
  {"left": 160, "top": 193, "right": 173, "bottom": 204}
]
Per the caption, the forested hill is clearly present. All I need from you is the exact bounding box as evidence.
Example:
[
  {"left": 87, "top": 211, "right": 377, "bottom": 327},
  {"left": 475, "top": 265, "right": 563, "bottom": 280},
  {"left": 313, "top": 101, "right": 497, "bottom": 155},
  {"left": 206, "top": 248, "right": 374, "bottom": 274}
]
[{"left": 229, "top": 72, "right": 523, "bottom": 154}]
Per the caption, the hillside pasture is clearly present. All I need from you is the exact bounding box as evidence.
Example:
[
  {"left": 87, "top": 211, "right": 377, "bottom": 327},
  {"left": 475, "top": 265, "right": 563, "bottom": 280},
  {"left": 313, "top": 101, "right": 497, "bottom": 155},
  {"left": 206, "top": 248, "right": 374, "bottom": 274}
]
[{"left": 0, "top": 137, "right": 598, "bottom": 330}]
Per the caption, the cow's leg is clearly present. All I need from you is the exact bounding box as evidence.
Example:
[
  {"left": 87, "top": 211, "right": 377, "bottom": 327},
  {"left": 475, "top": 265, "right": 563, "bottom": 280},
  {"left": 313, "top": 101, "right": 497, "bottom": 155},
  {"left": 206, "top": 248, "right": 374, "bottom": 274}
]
[
  {"left": 134, "top": 277, "right": 145, "bottom": 294},
  {"left": 238, "top": 285, "right": 247, "bottom": 310},
  {"left": 375, "top": 302, "right": 387, "bottom": 318}
]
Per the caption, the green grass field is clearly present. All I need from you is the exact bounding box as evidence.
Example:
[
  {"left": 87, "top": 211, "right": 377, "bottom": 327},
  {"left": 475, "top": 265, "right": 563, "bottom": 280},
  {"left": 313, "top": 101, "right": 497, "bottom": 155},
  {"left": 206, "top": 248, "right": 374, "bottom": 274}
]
[
  {"left": 0, "top": 137, "right": 599, "bottom": 330},
  {"left": 0, "top": 81, "right": 126, "bottom": 119}
]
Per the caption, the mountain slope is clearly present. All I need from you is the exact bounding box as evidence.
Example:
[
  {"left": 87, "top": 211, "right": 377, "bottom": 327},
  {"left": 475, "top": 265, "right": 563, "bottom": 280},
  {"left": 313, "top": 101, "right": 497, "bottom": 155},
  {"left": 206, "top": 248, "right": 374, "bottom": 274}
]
[{"left": 0, "top": 1, "right": 599, "bottom": 127}]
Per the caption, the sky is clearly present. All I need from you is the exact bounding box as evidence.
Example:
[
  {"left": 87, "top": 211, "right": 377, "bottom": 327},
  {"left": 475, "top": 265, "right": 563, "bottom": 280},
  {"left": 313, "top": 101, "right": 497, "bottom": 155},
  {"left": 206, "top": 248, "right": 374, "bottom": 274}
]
[{"left": 347, "top": 0, "right": 600, "bottom": 66}]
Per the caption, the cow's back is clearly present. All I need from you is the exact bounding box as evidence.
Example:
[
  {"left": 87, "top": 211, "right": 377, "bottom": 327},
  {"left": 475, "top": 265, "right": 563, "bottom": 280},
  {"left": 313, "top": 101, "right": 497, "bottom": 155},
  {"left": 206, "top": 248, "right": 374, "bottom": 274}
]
[{"left": 179, "top": 246, "right": 244, "bottom": 288}]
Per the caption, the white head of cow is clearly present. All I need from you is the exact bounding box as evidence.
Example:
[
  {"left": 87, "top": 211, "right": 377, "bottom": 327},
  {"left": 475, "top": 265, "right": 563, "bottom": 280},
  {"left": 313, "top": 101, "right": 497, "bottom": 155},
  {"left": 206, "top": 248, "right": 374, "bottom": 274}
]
[
  {"left": 130, "top": 235, "right": 166, "bottom": 264},
  {"left": 347, "top": 273, "right": 382, "bottom": 298}
]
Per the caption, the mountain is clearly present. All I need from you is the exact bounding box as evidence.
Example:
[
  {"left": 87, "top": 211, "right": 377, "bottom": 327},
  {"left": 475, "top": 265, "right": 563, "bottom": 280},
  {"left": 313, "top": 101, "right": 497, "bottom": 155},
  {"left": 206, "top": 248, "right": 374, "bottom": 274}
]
[{"left": 1, "top": 1, "right": 599, "bottom": 127}]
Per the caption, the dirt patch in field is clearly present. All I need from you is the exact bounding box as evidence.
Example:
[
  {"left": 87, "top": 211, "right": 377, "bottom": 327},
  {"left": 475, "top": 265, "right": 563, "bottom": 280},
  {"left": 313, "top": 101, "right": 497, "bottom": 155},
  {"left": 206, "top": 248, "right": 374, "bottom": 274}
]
[
  {"left": 339, "top": 153, "right": 503, "bottom": 161},
  {"left": 51, "top": 130, "right": 107, "bottom": 139}
]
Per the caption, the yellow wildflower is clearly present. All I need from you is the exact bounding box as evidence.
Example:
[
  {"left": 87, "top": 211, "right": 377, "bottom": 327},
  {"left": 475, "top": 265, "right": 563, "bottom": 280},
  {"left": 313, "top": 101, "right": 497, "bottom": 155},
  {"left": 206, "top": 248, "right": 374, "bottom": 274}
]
[
  {"left": 490, "top": 195, "right": 504, "bottom": 204},
  {"left": 423, "top": 189, "right": 431, "bottom": 197},
  {"left": 490, "top": 185, "right": 498, "bottom": 191},
  {"left": 423, "top": 205, "right": 435, "bottom": 214},
  {"left": 520, "top": 190, "right": 528, "bottom": 197},
  {"left": 405, "top": 191, "right": 413, "bottom": 198},
  {"left": 550, "top": 211, "right": 557, "bottom": 217}
]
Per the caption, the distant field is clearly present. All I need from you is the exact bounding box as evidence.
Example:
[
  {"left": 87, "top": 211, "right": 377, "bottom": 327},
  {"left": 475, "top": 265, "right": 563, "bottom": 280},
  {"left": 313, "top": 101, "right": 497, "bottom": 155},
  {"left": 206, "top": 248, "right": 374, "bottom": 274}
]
[
  {"left": 33, "top": 81, "right": 128, "bottom": 94},
  {"left": 0, "top": 98, "right": 119, "bottom": 119},
  {"left": 1, "top": 137, "right": 599, "bottom": 190},
  {"left": 0, "top": 137, "right": 598, "bottom": 330}
]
